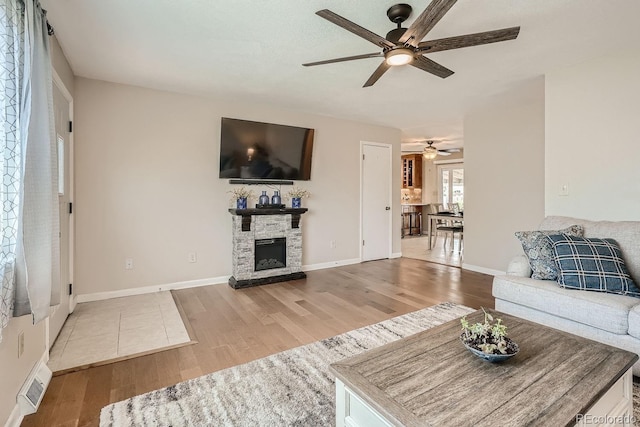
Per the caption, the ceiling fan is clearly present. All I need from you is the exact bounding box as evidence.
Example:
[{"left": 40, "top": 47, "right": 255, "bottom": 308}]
[
  {"left": 303, "top": 0, "right": 520, "bottom": 87},
  {"left": 404, "top": 140, "right": 460, "bottom": 159}
]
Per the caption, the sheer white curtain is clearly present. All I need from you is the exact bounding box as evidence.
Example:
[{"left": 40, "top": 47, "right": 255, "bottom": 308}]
[
  {"left": 0, "top": 0, "right": 26, "bottom": 341},
  {"left": 0, "top": 0, "right": 58, "bottom": 341}
]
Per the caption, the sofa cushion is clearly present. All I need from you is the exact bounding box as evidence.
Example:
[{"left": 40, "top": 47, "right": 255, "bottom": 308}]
[
  {"left": 540, "top": 216, "right": 640, "bottom": 284},
  {"left": 548, "top": 234, "right": 640, "bottom": 297},
  {"left": 628, "top": 305, "right": 640, "bottom": 340},
  {"left": 515, "top": 225, "right": 584, "bottom": 280},
  {"left": 493, "top": 275, "right": 638, "bottom": 334}
]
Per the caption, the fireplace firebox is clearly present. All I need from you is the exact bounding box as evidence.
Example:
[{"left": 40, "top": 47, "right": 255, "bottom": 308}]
[{"left": 255, "top": 238, "right": 286, "bottom": 271}]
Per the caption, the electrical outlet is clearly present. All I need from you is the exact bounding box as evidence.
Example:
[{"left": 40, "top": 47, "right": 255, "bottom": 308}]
[
  {"left": 125, "top": 258, "right": 134, "bottom": 270},
  {"left": 330, "top": 240, "right": 337, "bottom": 249},
  {"left": 18, "top": 331, "right": 24, "bottom": 358},
  {"left": 188, "top": 252, "right": 197, "bottom": 263}
]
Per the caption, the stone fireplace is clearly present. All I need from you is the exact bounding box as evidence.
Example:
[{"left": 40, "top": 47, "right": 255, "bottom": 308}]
[{"left": 228, "top": 208, "right": 308, "bottom": 289}]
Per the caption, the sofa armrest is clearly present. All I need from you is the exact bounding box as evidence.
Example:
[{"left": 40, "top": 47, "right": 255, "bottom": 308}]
[{"left": 506, "top": 255, "right": 531, "bottom": 277}]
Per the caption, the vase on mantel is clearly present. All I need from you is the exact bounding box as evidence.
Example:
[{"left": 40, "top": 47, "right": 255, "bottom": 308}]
[
  {"left": 271, "top": 190, "right": 281, "bottom": 205},
  {"left": 259, "top": 191, "right": 269, "bottom": 205},
  {"left": 236, "top": 197, "right": 247, "bottom": 209},
  {"left": 292, "top": 197, "right": 301, "bottom": 208}
]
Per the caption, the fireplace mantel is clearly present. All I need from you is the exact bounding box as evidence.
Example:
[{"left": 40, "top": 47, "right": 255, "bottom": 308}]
[
  {"left": 229, "top": 208, "right": 308, "bottom": 231},
  {"left": 228, "top": 208, "right": 308, "bottom": 215},
  {"left": 228, "top": 208, "right": 308, "bottom": 289}
]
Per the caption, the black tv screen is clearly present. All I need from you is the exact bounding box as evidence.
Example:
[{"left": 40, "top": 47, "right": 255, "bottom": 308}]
[{"left": 219, "top": 118, "right": 314, "bottom": 180}]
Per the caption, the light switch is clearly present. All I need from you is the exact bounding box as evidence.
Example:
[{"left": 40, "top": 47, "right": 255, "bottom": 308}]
[{"left": 559, "top": 183, "right": 569, "bottom": 196}]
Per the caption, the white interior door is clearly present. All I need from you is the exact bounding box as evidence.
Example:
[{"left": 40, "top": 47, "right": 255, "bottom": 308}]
[
  {"left": 361, "top": 142, "right": 392, "bottom": 261},
  {"left": 49, "top": 75, "right": 73, "bottom": 347}
]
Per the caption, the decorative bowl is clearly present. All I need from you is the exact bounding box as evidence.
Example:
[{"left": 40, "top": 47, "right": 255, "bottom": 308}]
[{"left": 460, "top": 336, "right": 519, "bottom": 363}]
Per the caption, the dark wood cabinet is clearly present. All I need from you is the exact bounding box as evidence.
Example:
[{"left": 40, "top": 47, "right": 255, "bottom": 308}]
[{"left": 401, "top": 154, "right": 422, "bottom": 189}]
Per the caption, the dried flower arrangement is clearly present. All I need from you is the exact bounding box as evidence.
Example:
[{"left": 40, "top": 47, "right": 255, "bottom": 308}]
[
  {"left": 227, "top": 186, "right": 256, "bottom": 201},
  {"left": 285, "top": 187, "right": 311, "bottom": 199}
]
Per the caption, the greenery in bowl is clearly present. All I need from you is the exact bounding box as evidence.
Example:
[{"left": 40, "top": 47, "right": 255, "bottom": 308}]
[{"left": 460, "top": 308, "right": 518, "bottom": 356}]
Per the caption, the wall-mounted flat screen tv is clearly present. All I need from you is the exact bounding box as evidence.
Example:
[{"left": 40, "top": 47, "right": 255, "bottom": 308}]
[{"left": 219, "top": 118, "right": 314, "bottom": 180}]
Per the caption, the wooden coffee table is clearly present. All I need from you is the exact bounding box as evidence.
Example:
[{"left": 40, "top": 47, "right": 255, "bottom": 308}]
[{"left": 330, "top": 309, "right": 637, "bottom": 427}]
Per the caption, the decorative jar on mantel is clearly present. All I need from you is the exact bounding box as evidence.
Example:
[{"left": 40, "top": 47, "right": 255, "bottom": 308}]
[
  {"left": 285, "top": 186, "right": 310, "bottom": 209},
  {"left": 271, "top": 190, "right": 281, "bottom": 205},
  {"left": 259, "top": 191, "right": 269, "bottom": 205},
  {"left": 228, "top": 186, "right": 254, "bottom": 210}
]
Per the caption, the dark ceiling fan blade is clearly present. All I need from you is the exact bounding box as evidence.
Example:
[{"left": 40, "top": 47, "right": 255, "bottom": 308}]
[
  {"left": 316, "top": 9, "right": 395, "bottom": 49},
  {"left": 411, "top": 55, "right": 454, "bottom": 78},
  {"left": 303, "top": 52, "right": 383, "bottom": 67},
  {"left": 399, "top": 0, "right": 457, "bottom": 46},
  {"left": 417, "top": 27, "right": 520, "bottom": 53},
  {"left": 363, "top": 61, "right": 391, "bottom": 87}
]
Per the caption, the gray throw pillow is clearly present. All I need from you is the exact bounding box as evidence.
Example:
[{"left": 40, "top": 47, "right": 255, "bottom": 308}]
[{"left": 515, "top": 225, "right": 584, "bottom": 280}]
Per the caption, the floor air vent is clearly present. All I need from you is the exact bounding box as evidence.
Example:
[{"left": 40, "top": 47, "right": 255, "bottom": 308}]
[{"left": 18, "top": 361, "right": 51, "bottom": 415}]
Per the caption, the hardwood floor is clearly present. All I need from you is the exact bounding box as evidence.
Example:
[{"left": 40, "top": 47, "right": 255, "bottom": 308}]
[{"left": 22, "top": 258, "right": 494, "bottom": 427}]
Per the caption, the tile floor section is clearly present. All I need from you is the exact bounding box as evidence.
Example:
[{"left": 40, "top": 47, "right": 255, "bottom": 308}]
[
  {"left": 401, "top": 234, "right": 462, "bottom": 267},
  {"left": 48, "top": 291, "right": 191, "bottom": 372}
]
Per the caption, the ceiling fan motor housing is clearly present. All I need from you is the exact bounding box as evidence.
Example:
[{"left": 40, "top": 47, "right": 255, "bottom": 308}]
[
  {"left": 386, "top": 27, "right": 408, "bottom": 44},
  {"left": 386, "top": 4, "right": 412, "bottom": 24}
]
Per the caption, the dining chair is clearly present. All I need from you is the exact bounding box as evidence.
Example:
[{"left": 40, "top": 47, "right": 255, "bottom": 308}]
[
  {"left": 448, "top": 203, "right": 463, "bottom": 227},
  {"left": 439, "top": 224, "right": 463, "bottom": 252},
  {"left": 427, "top": 203, "right": 463, "bottom": 251}
]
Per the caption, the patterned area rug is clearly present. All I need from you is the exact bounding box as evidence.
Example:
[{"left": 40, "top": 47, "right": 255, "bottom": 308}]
[
  {"left": 100, "top": 302, "right": 473, "bottom": 426},
  {"left": 100, "top": 303, "right": 640, "bottom": 426}
]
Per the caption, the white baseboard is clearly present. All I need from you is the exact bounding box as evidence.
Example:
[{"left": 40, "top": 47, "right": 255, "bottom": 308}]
[
  {"left": 461, "top": 263, "right": 505, "bottom": 277},
  {"left": 390, "top": 252, "right": 402, "bottom": 259},
  {"left": 76, "top": 276, "right": 229, "bottom": 303},
  {"left": 302, "top": 258, "right": 361, "bottom": 272},
  {"left": 76, "top": 257, "right": 369, "bottom": 303},
  {"left": 5, "top": 403, "right": 22, "bottom": 427}
]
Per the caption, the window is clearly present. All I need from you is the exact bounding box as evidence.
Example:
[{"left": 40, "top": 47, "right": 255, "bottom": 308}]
[{"left": 438, "top": 164, "right": 464, "bottom": 209}]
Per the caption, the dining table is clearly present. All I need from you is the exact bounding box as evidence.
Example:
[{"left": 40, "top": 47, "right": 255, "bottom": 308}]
[{"left": 426, "top": 212, "right": 464, "bottom": 250}]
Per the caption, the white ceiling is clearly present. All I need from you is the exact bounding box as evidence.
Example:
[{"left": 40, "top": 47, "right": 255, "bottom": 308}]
[{"left": 41, "top": 0, "right": 640, "bottom": 148}]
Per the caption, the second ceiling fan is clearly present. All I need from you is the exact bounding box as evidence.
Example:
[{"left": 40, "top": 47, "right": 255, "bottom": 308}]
[{"left": 303, "top": 0, "right": 520, "bottom": 87}]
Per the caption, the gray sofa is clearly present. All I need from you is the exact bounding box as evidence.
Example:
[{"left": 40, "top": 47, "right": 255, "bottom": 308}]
[{"left": 492, "top": 216, "right": 640, "bottom": 375}]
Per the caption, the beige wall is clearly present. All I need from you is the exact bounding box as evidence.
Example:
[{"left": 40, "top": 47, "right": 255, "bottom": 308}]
[
  {"left": 74, "top": 78, "right": 401, "bottom": 296},
  {"left": 546, "top": 51, "right": 640, "bottom": 220},
  {"left": 0, "top": 35, "right": 75, "bottom": 427},
  {"left": 463, "top": 78, "right": 546, "bottom": 273},
  {"left": 421, "top": 150, "right": 464, "bottom": 204}
]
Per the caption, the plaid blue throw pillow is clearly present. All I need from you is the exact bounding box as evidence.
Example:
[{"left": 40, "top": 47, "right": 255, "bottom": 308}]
[{"left": 548, "top": 234, "right": 640, "bottom": 297}]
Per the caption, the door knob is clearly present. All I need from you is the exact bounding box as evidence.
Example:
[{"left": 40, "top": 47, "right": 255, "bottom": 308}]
[{"left": 385, "top": 206, "right": 391, "bottom": 210}]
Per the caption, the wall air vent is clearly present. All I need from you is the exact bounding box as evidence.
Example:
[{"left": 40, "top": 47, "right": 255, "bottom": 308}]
[{"left": 18, "top": 361, "right": 52, "bottom": 416}]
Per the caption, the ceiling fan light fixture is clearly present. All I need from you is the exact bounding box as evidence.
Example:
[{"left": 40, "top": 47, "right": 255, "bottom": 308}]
[
  {"left": 385, "top": 48, "right": 414, "bottom": 66},
  {"left": 423, "top": 145, "right": 438, "bottom": 160}
]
